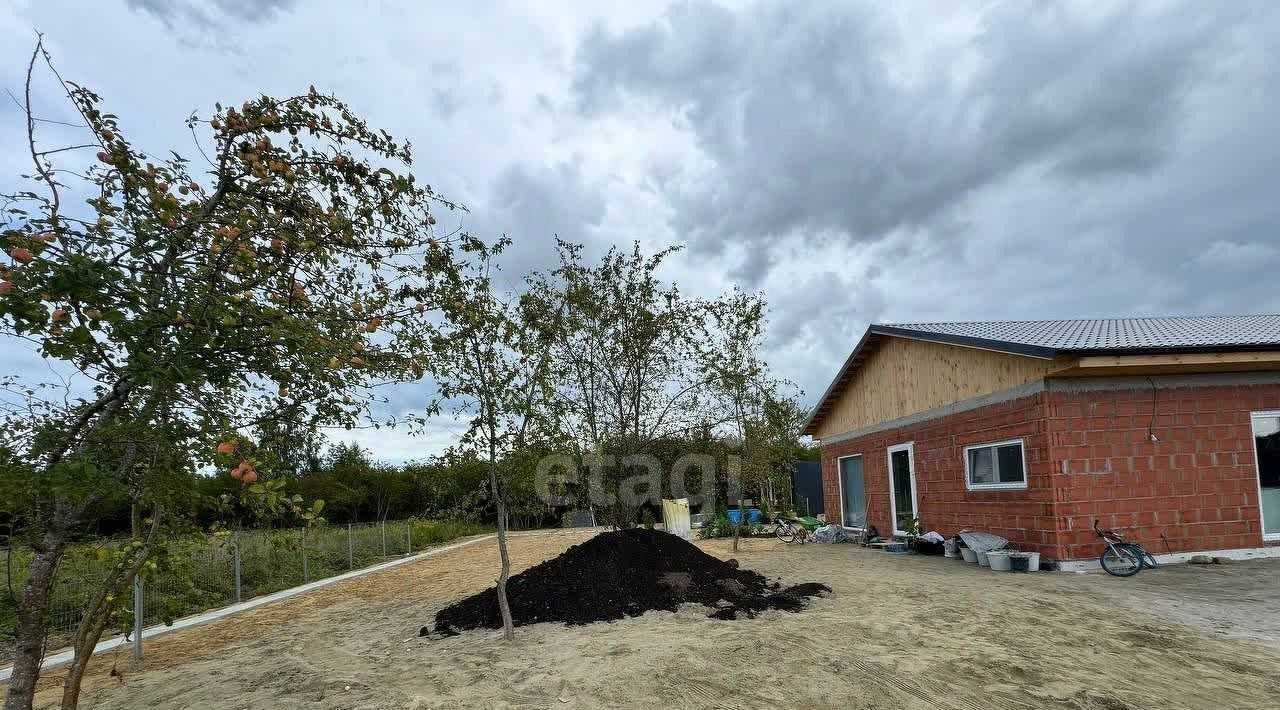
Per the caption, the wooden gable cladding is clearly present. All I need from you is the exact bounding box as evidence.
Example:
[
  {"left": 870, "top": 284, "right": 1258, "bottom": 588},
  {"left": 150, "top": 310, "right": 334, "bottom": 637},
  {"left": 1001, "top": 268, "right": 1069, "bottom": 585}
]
[{"left": 811, "top": 335, "right": 1058, "bottom": 440}]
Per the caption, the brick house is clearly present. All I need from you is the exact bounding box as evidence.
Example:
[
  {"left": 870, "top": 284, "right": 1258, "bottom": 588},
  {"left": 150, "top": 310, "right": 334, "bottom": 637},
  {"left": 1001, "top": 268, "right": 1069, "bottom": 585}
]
[{"left": 802, "top": 316, "right": 1280, "bottom": 567}]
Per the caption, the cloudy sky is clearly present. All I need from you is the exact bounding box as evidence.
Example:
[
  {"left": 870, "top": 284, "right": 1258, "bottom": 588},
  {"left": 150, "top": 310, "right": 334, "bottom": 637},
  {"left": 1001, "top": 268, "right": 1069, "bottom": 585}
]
[{"left": 3, "top": 0, "right": 1280, "bottom": 461}]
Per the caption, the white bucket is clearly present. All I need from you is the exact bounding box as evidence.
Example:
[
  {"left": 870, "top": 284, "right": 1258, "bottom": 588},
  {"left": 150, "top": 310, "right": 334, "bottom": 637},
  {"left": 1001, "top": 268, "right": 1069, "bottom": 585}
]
[
  {"left": 987, "top": 550, "right": 1012, "bottom": 571},
  {"left": 1026, "top": 552, "right": 1041, "bottom": 572},
  {"left": 960, "top": 547, "right": 977, "bottom": 563},
  {"left": 943, "top": 539, "right": 958, "bottom": 558},
  {"left": 977, "top": 549, "right": 991, "bottom": 567}
]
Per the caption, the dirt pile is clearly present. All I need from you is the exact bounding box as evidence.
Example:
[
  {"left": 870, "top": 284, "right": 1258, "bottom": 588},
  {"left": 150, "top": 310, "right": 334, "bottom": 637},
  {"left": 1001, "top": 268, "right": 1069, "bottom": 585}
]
[{"left": 426, "top": 528, "right": 830, "bottom": 635}]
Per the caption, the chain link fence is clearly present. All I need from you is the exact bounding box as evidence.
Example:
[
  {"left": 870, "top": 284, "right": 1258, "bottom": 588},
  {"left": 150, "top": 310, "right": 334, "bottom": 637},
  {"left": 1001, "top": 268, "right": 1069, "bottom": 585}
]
[{"left": 1, "top": 519, "right": 488, "bottom": 666}]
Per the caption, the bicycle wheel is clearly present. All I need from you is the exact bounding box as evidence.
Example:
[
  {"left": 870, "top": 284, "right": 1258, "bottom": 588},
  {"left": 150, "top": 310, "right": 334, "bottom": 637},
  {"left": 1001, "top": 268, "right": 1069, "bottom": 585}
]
[
  {"left": 1124, "top": 543, "right": 1158, "bottom": 569},
  {"left": 775, "top": 524, "right": 796, "bottom": 544},
  {"left": 1099, "top": 545, "right": 1142, "bottom": 576}
]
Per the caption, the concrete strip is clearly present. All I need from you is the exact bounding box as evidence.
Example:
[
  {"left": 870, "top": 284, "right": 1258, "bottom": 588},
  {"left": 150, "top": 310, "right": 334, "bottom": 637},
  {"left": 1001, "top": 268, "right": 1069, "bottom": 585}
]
[
  {"left": 1045, "top": 371, "right": 1280, "bottom": 393},
  {"left": 1055, "top": 544, "right": 1280, "bottom": 573},
  {"left": 0, "top": 533, "right": 502, "bottom": 682}
]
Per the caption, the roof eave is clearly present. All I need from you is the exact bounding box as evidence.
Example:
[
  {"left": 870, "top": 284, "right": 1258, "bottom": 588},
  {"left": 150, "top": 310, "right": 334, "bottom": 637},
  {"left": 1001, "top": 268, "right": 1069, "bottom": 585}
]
[{"left": 868, "top": 325, "right": 1061, "bottom": 359}]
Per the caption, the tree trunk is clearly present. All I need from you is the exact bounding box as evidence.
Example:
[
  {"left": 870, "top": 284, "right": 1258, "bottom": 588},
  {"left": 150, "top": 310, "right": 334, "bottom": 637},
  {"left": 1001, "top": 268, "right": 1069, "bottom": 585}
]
[
  {"left": 4, "top": 537, "right": 65, "bottom": 710},
  {"left": 488, "top": 459, "right": 515, "bottom": 641},
  {"left": 61, "top": 502, "right": 157, "bottom": 710},
  {"left": 59, "top": 607, "right": 112, "bottom": 710}
]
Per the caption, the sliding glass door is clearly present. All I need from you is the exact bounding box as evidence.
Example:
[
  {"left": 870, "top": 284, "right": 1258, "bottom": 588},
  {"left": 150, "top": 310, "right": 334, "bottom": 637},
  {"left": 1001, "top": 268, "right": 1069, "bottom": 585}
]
[
  {"left": 838, "top": 455, "right": 865, "bottom": 528},
  {"left": 1252, "top": 412, "right": 1280, "bottom": 540}
]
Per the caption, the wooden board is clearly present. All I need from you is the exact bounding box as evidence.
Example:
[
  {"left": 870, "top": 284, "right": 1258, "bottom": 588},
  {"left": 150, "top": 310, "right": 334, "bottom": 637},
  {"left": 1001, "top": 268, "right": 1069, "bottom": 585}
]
[{"left": 812, "top": 335, "right": 1056, "bottom": 440}]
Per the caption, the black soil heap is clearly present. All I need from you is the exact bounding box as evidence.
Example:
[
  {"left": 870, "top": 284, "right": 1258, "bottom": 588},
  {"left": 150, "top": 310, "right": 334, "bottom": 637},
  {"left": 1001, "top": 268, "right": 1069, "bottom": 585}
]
[{"left": 427, "top": 528, "right": 830, "bottom": 635}]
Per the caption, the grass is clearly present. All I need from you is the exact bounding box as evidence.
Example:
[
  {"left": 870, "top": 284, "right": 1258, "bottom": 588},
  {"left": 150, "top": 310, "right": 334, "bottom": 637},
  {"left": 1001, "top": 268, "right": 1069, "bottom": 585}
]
[{"left": 0, "top": 518, "right": 491, "bottom": 665}]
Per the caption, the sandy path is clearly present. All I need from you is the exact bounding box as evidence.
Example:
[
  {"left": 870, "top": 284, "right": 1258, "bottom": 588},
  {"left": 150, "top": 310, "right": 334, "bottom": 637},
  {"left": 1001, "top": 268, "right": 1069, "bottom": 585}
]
[{"left": 22, "top": 532, "right": 1280, "bottom": 709}]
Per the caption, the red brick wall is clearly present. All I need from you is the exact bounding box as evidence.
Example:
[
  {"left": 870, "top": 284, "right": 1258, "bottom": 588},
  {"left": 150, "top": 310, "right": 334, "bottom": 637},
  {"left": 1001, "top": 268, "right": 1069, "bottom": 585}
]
[
  {"left": 819, "top": 379, "right": 1280, "bottom": 562},
  {"left": 820, "top": 392, "right": 1063, "bottom": 558},
  {"left": 1045, "top": 381, "right": 1280, "bottom": 560}
]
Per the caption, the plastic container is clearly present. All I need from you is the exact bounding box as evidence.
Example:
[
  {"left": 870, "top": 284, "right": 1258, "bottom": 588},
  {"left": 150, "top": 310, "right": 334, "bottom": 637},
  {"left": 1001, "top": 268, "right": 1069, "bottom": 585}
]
[
  {"left": 987, "top": 550, "right": 1012, "bottom": 571},
  {"left": 977, "top": 549, "right": 991, "bottom": 567},
  {"left": 960, "top": 547, "right": 977, "bottom": 563},
  {"left": 1009, "top": 554, "right": 1030, "bottom": 572},
  {"left": 726, "top": 508, "right": 762, "bottom": 524},
  {"left": 943, "top": 539, "right": 958, "bottom": 558},
  {"left": 884, "top": 543, "right": 909, "bottom": 553}
]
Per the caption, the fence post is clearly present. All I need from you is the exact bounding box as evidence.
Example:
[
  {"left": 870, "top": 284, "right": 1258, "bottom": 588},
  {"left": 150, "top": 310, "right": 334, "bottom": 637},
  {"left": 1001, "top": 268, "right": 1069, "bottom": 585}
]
[
  {"left": 233, "top": 532, "right": 242, "bottom": 604},
  {"left": 301, "top": 528, "right": 309, "bottom": 583},
  {"left": 131, "top": 574, "right": 143, "bottom": 669},
  {"left": 406, "top": 522, "right": 412, "bottom": 556},
  {"left": 347, "top": 524, "right": 354, "bottom": 569},
  {"left": 381, "top": 520, "right": 387, "bottom": 557}
]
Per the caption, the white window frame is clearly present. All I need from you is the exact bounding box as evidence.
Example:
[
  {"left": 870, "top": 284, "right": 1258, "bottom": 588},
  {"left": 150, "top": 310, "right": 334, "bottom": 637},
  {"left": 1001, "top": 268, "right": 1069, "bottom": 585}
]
[
  {"left": 1250, "top": 410, "right": 1280, "bottom": 542},
  {"left": 836, "top": 454, "right": 865, "bottom": 530},
  {"left": 886, "top": 441, "right": 917, "bottom": 535},
  {"left": 962, "top": 437, "right": 1028, "bottom": 491}
]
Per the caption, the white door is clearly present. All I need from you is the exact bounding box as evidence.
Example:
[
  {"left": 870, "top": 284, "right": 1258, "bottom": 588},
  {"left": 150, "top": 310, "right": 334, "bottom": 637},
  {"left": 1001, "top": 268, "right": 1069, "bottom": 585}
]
[{"left": 886, "top": 442, "right": 918, "bottom": 534}]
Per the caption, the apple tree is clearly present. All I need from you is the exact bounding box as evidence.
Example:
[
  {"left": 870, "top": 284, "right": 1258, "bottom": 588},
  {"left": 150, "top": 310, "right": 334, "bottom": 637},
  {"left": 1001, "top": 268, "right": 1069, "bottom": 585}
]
[{"left": 0, "top": 41, "right": 471, "bottom": 710}]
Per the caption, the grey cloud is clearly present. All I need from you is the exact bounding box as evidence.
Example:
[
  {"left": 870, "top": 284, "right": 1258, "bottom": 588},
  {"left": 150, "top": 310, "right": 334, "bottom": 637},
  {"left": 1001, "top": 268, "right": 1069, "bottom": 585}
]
[
  {"left": 572, "top": 2, "right": 1240, "bottom": 282},
  {"left": 126, "top": 0, "right": 296, "bottom": 29},
  {"left": 1194, "top": 240, "right": 1280, "bottom": 271},
  {"left": 490, "top": 161, "right": 607, "bottom": 243}
]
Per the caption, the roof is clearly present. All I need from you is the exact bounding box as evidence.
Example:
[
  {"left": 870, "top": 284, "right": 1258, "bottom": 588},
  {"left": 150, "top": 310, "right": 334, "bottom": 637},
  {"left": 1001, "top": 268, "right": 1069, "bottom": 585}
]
[
  {"left": 875, "top": 315, "right": 1280, "bottom": 356},
  {"left": 803, "top": 315, "right": 1280, "bottom": 436}
]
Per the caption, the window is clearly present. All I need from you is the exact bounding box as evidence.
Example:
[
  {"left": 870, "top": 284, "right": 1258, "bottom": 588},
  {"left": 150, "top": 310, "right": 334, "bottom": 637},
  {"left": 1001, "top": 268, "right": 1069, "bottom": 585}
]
[{"left": 963, "top": 438, "right": 1027, "bottom": 490}]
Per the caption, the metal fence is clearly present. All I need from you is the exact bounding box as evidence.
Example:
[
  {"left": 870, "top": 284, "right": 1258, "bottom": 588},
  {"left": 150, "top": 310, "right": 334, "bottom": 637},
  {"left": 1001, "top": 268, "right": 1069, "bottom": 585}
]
[{"left": 1, "top": 518, "right": 482, "bottom": 666}]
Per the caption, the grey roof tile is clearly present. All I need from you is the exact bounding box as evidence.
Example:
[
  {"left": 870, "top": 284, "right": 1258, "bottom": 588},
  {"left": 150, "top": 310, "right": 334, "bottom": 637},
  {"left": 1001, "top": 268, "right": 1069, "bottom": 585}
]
[{"left": 879, "top": 315, "right": 1280, "bottom": 353}]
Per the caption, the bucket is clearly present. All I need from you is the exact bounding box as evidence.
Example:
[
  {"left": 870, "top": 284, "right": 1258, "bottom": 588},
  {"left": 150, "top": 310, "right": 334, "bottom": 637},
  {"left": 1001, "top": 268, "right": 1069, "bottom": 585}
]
[
  {"left": 960, "top": 547, "right": 977, "bottom": 563},
  {"left": 943, "top": 539, "right": 958, "bottom": 558},
  {"left": 977, "top": 549, "right": 991, "bottom": 567},
  {"left": 1026, "top": 552, "right": 1041, "bottom": 572},
  {"left": 1009, "top": 554, "right": 1030, "bottom": 573},
  {"left": 987, "top": 550, "right": 1012, "bottom": 572}
]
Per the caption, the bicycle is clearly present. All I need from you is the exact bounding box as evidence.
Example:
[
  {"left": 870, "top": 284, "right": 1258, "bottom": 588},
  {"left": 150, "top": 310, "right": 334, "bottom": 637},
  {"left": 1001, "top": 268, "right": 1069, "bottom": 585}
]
[
  {"left": 1093, "top": 520, "right": 1158, "bottom": 576},
  {"left": 774, "top": 516, "right": 806, "bottom": 544}
]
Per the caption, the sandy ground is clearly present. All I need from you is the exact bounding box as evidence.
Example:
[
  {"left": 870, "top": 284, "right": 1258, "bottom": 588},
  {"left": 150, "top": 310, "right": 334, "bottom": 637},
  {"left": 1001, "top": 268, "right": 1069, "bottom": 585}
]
[{"left": 15, "top": 530, "right": 1280, "bottom": 710}]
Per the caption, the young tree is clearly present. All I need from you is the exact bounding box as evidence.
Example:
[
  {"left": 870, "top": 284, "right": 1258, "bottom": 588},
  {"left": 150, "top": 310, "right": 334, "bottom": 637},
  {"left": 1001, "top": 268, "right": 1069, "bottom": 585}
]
[
  {"left": 696, "top": 287, "right": 793, "bottom": 550},
  {"left": 0, "top": 41, "right": 471, "bottom": 710},
  {"left": 427, "top": 243, "right": 561, "bottom": 640},
  {"left": 534, "top": 240, "right": 742, "bottom": 526}
]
